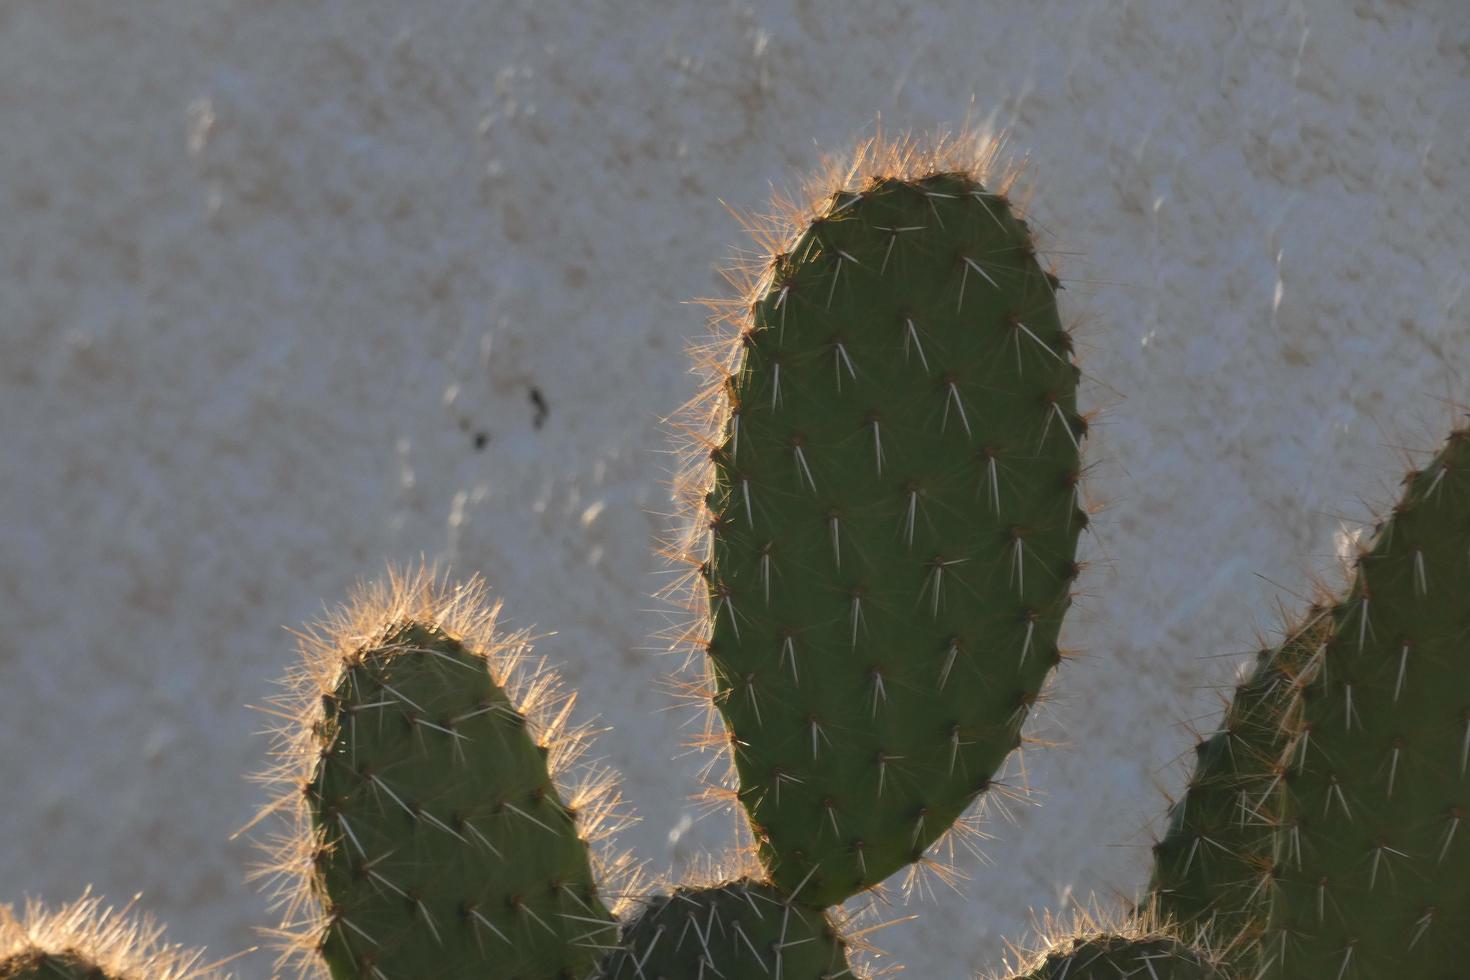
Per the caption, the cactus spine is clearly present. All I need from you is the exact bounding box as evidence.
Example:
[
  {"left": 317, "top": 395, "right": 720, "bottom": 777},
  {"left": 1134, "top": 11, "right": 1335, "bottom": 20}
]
[{"left": 681, "top": 134, "right": 1087, "bottom": 909}]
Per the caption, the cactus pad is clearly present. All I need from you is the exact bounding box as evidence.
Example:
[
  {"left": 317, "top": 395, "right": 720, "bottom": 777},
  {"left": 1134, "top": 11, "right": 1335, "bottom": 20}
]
[
  {"left": 259, "top": 570, "right": 628, "bottom": 980},
  {"left": 596, "top": 878, "right": 853, "bottom": 980},
  {"left": 1005, "top": 932, "right": 1224, "bottom": 980},
  {"left": 0, "top": 891, "right": 223, "bottom": 980},
  {"left": 685, "top": 142, "right": 1086, "bottom": 906}
]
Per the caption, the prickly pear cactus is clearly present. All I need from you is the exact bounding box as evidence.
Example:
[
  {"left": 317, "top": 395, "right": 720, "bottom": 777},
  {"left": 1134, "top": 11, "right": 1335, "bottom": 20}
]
[
  {"left": 262, "top": 571, "right": 628, "bottom": 980},
  {"left": 1153, "top": 428, "right": 1470, "bottom": 978},
  {"left": 597, "top": 878, "right": 853, "bottom": 980},
  {"left": 684, "top": 140, "right": 1087, "bottom": 907},
  {"left": 0, "top": 891, "right": 222, "bottom": 980}
]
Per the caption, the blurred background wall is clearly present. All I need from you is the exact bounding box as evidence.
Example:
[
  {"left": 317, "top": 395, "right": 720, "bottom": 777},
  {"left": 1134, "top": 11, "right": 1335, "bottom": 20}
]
[{"left": 2, "top": 0, "right": 1467, "bottom": 974}]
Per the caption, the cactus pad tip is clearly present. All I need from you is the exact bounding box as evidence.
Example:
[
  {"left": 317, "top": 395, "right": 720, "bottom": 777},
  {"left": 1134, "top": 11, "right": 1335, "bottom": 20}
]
[
  {"left": 0, "top": 889, "right": 232, "bottom": 980},
  {"left": 988, "top": 906, "right": 1224, "bottom": 980}
]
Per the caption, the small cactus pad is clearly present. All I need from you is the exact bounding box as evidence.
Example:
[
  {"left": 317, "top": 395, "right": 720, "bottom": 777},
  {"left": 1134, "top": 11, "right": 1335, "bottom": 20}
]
[
  {"left": 697, "top": 160, "right": 1085, "bottom": 904},
  {"left": 261, "top": 571, "right": 627, "bottom": 980},
  {"left": 596, "top": 878, "right": 853, "bottom": 980},
  {"left": 1005, "top": 932, "right": 1224, "bottom": 980},
  {"left": 0, "top": 891, "right": 223, "bottom": 980}
]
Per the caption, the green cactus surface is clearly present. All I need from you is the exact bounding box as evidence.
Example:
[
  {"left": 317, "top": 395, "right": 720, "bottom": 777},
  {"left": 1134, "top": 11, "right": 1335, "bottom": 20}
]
[
  {"left": 1006, "top": 932, "right": 1224, "bottom": 980},
  {"left": 698, "top": 168, "right": 1085, "bottom": 906},
  {"left": 1148, "top": 612, "right": 1331, "bottom": 952},
  {"left": 304, "top": 618, "right": 616, "bottom": 980},
  {"left": 596, "top": 878, "right": 852, "bottom": 980},
  {"left": 1154, "top": 428, "right": 1470, "bottom": 978}
]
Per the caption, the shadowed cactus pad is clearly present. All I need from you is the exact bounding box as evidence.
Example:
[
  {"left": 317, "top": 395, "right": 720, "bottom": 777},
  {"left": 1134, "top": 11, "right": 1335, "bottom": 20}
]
[
  {"left": 259, "top": 571, "right": 629, "bottom": 980},
  {"left": 0, "top": 891, "right": 224, "bottom": 980},
  {"left": 596, "top": 878, "right": 853, "bottom": 980},
  {"left": 688, "top": 141, "right": 1087, "bottom": 906}
]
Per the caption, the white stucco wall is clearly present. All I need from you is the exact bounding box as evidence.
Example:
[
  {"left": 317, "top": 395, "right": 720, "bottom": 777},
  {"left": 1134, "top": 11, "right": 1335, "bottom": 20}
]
[{"left": 2, "top": 0, "right": 1467, "bottom": 975}]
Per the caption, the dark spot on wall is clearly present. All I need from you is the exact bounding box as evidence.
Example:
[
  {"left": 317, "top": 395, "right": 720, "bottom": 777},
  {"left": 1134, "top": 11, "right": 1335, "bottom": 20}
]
[
  {"left": 529, "top": 387, "right": 548, "bottom": 430},
  {"left": 474, "top": 431, "right": 489, "bottom": 451}
]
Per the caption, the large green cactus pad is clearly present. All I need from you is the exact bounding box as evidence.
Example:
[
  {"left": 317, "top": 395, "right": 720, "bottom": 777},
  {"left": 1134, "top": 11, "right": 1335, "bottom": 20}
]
[
  {"left": 1006, "top": 932, "right": 1224, "bottom": 980},
  {"left": 702, "top": 171, "right": 1085, "bottom": 905},
  {"left": 596, "top": 879, "right": 852, "bottom": 980},
  {"left": 307, "top": 621, "right": 615, "bottom": 980}
]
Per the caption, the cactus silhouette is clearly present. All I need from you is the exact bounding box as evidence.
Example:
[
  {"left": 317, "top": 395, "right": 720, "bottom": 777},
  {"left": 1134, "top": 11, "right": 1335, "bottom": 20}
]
[{"left": 9, "top": 130, "right": 1466, "bottom": 980}]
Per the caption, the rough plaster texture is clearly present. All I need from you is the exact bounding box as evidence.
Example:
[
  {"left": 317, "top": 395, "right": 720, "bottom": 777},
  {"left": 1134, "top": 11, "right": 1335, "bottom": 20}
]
[{"left": 2, "top": 0, "right": 1467, "bottom": 976}]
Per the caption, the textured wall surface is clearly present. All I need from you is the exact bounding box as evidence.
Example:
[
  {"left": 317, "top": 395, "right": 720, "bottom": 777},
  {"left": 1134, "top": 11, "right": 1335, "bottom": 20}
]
[{"left": 2, "top": 0, "right": 1467, "bottom": 975}]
